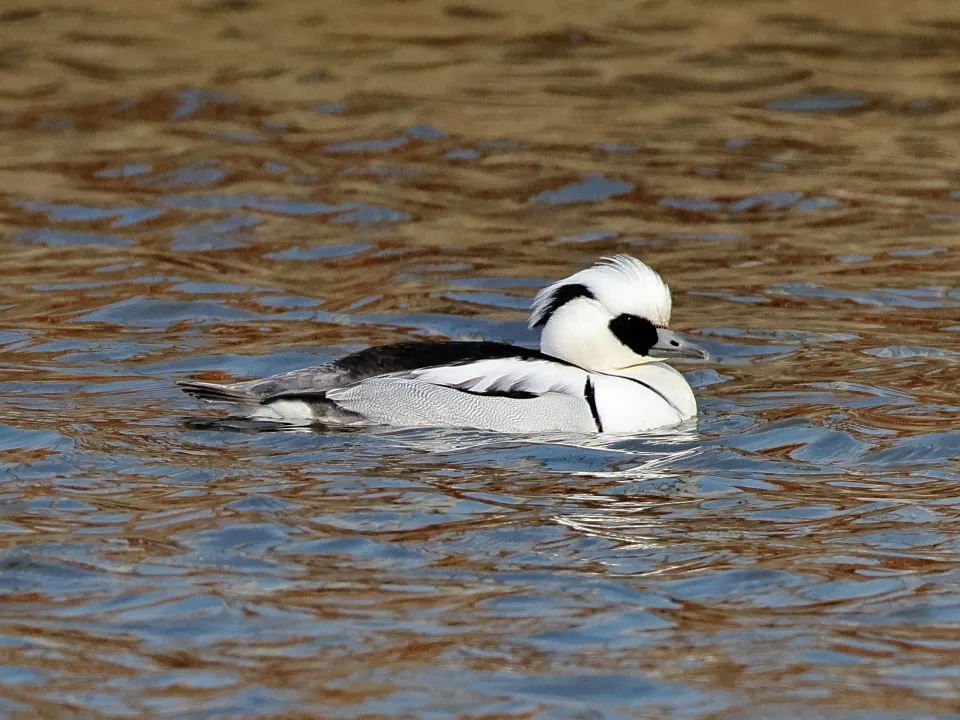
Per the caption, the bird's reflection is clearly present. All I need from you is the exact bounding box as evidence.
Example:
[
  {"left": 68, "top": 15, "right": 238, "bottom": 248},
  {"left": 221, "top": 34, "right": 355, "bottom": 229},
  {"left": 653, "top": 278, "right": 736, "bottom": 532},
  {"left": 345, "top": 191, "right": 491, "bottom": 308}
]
[{"left": 364, "top": 424, "right": 710, "bottom": 548}]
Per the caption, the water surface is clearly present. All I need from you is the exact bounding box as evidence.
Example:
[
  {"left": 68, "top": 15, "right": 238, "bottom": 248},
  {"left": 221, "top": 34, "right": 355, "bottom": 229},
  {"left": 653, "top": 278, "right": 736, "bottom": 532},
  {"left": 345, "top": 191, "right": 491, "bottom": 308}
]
[{"left": 1, "top": 0, "right": 959, "bottom": 717}]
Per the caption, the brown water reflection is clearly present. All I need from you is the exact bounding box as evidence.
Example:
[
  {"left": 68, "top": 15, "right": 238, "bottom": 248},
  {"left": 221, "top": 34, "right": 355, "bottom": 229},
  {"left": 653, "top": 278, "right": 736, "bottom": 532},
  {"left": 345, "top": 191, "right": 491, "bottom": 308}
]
[{"left": 1, "top": 0, "right": 959, "bottom": 717}]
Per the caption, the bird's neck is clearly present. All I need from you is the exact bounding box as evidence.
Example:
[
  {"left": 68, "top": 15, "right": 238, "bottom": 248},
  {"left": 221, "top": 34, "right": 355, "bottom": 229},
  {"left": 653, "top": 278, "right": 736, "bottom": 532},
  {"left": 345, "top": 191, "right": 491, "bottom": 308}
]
[{"left": 539, "top": 304, "right": 647, "bottom": 372}]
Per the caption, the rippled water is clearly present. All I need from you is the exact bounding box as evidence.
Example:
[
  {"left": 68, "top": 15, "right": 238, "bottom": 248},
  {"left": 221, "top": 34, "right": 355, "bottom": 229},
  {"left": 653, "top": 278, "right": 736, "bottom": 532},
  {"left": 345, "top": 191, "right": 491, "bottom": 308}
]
[{"left": 1, "top": 1, "right": 960, "bottom": 716}]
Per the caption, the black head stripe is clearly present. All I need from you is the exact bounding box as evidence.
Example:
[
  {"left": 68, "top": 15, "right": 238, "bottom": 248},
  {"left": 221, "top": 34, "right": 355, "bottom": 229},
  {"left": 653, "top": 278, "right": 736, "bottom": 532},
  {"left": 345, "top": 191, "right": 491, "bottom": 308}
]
[
  {"left": 532, "top": 283, "right": 595, "bottom": 328},
  {"left": 608, "top": 314, "right": 659, "bottom": 355}
]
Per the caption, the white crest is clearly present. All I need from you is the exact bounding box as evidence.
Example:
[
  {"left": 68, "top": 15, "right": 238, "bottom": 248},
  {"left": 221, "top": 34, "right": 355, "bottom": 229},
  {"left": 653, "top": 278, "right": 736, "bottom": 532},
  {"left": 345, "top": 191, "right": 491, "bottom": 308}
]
[{"left": 529, "top": 255, "right": 672, "bottom": 329}]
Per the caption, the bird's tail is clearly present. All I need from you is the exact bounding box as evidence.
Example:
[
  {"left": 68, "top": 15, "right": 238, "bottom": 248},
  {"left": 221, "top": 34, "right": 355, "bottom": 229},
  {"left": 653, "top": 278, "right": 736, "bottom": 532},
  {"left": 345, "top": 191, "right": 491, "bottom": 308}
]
[{"left": 176, "top": 380, "right": 258, "bottom": 405}]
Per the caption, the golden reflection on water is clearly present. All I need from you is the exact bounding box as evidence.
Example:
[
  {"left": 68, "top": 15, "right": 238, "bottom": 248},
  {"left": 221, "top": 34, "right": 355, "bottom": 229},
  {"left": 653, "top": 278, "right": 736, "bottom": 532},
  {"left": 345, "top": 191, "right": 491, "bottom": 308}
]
[{"left": 0, "top": 0, "right": 959, "bottom": 716}]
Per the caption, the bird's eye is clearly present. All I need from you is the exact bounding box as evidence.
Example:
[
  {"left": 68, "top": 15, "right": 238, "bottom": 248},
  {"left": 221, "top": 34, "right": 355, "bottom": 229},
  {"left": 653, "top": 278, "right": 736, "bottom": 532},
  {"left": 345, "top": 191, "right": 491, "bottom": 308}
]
[{"left": 608, "top": 313, "right": 659, "bottom": 355}]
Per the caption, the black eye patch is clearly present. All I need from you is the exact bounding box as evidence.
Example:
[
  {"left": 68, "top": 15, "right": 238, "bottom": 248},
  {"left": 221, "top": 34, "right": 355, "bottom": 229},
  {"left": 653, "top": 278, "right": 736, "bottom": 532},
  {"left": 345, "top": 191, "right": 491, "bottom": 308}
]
[{"left": 608, "top": 314, "right": 659, "bottom": 355}]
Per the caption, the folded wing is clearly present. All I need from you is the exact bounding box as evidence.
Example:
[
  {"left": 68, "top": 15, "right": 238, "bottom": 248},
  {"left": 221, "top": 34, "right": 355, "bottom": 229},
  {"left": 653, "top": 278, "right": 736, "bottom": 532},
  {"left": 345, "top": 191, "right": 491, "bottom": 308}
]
[{"left": 402, "top": 357, "right": 587, "bottom": 397}]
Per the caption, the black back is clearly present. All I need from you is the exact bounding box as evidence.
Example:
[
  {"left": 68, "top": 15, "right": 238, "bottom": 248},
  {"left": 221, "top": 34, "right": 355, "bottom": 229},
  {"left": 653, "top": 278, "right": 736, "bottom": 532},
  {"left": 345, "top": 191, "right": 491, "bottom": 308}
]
[{"left": 333, "top": 340, "right": 561, "bottom": 381}]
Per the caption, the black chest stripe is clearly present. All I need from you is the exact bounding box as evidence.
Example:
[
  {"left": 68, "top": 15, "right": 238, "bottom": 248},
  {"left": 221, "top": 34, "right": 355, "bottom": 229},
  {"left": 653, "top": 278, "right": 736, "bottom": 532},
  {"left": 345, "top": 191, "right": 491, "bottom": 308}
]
[
  {"left": 583, "top": 377, "right": 603, "bottom": 432},
  {"left": 619, "top": 376, "right": 681, "bottom": 415}
]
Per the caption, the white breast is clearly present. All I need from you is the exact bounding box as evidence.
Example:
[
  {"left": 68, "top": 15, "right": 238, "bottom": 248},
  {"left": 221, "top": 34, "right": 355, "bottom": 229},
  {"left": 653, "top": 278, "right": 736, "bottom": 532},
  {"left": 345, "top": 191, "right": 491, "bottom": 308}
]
[{"left": 591, "top": 363, "right": 697, "bottom": 433}]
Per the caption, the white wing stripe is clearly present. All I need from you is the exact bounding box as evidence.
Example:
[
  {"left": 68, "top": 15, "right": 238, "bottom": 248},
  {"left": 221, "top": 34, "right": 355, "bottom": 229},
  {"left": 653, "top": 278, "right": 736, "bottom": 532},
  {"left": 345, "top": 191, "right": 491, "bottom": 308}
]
[{"left": 408, "top": 358, "right": 586, "bottom": 398}]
